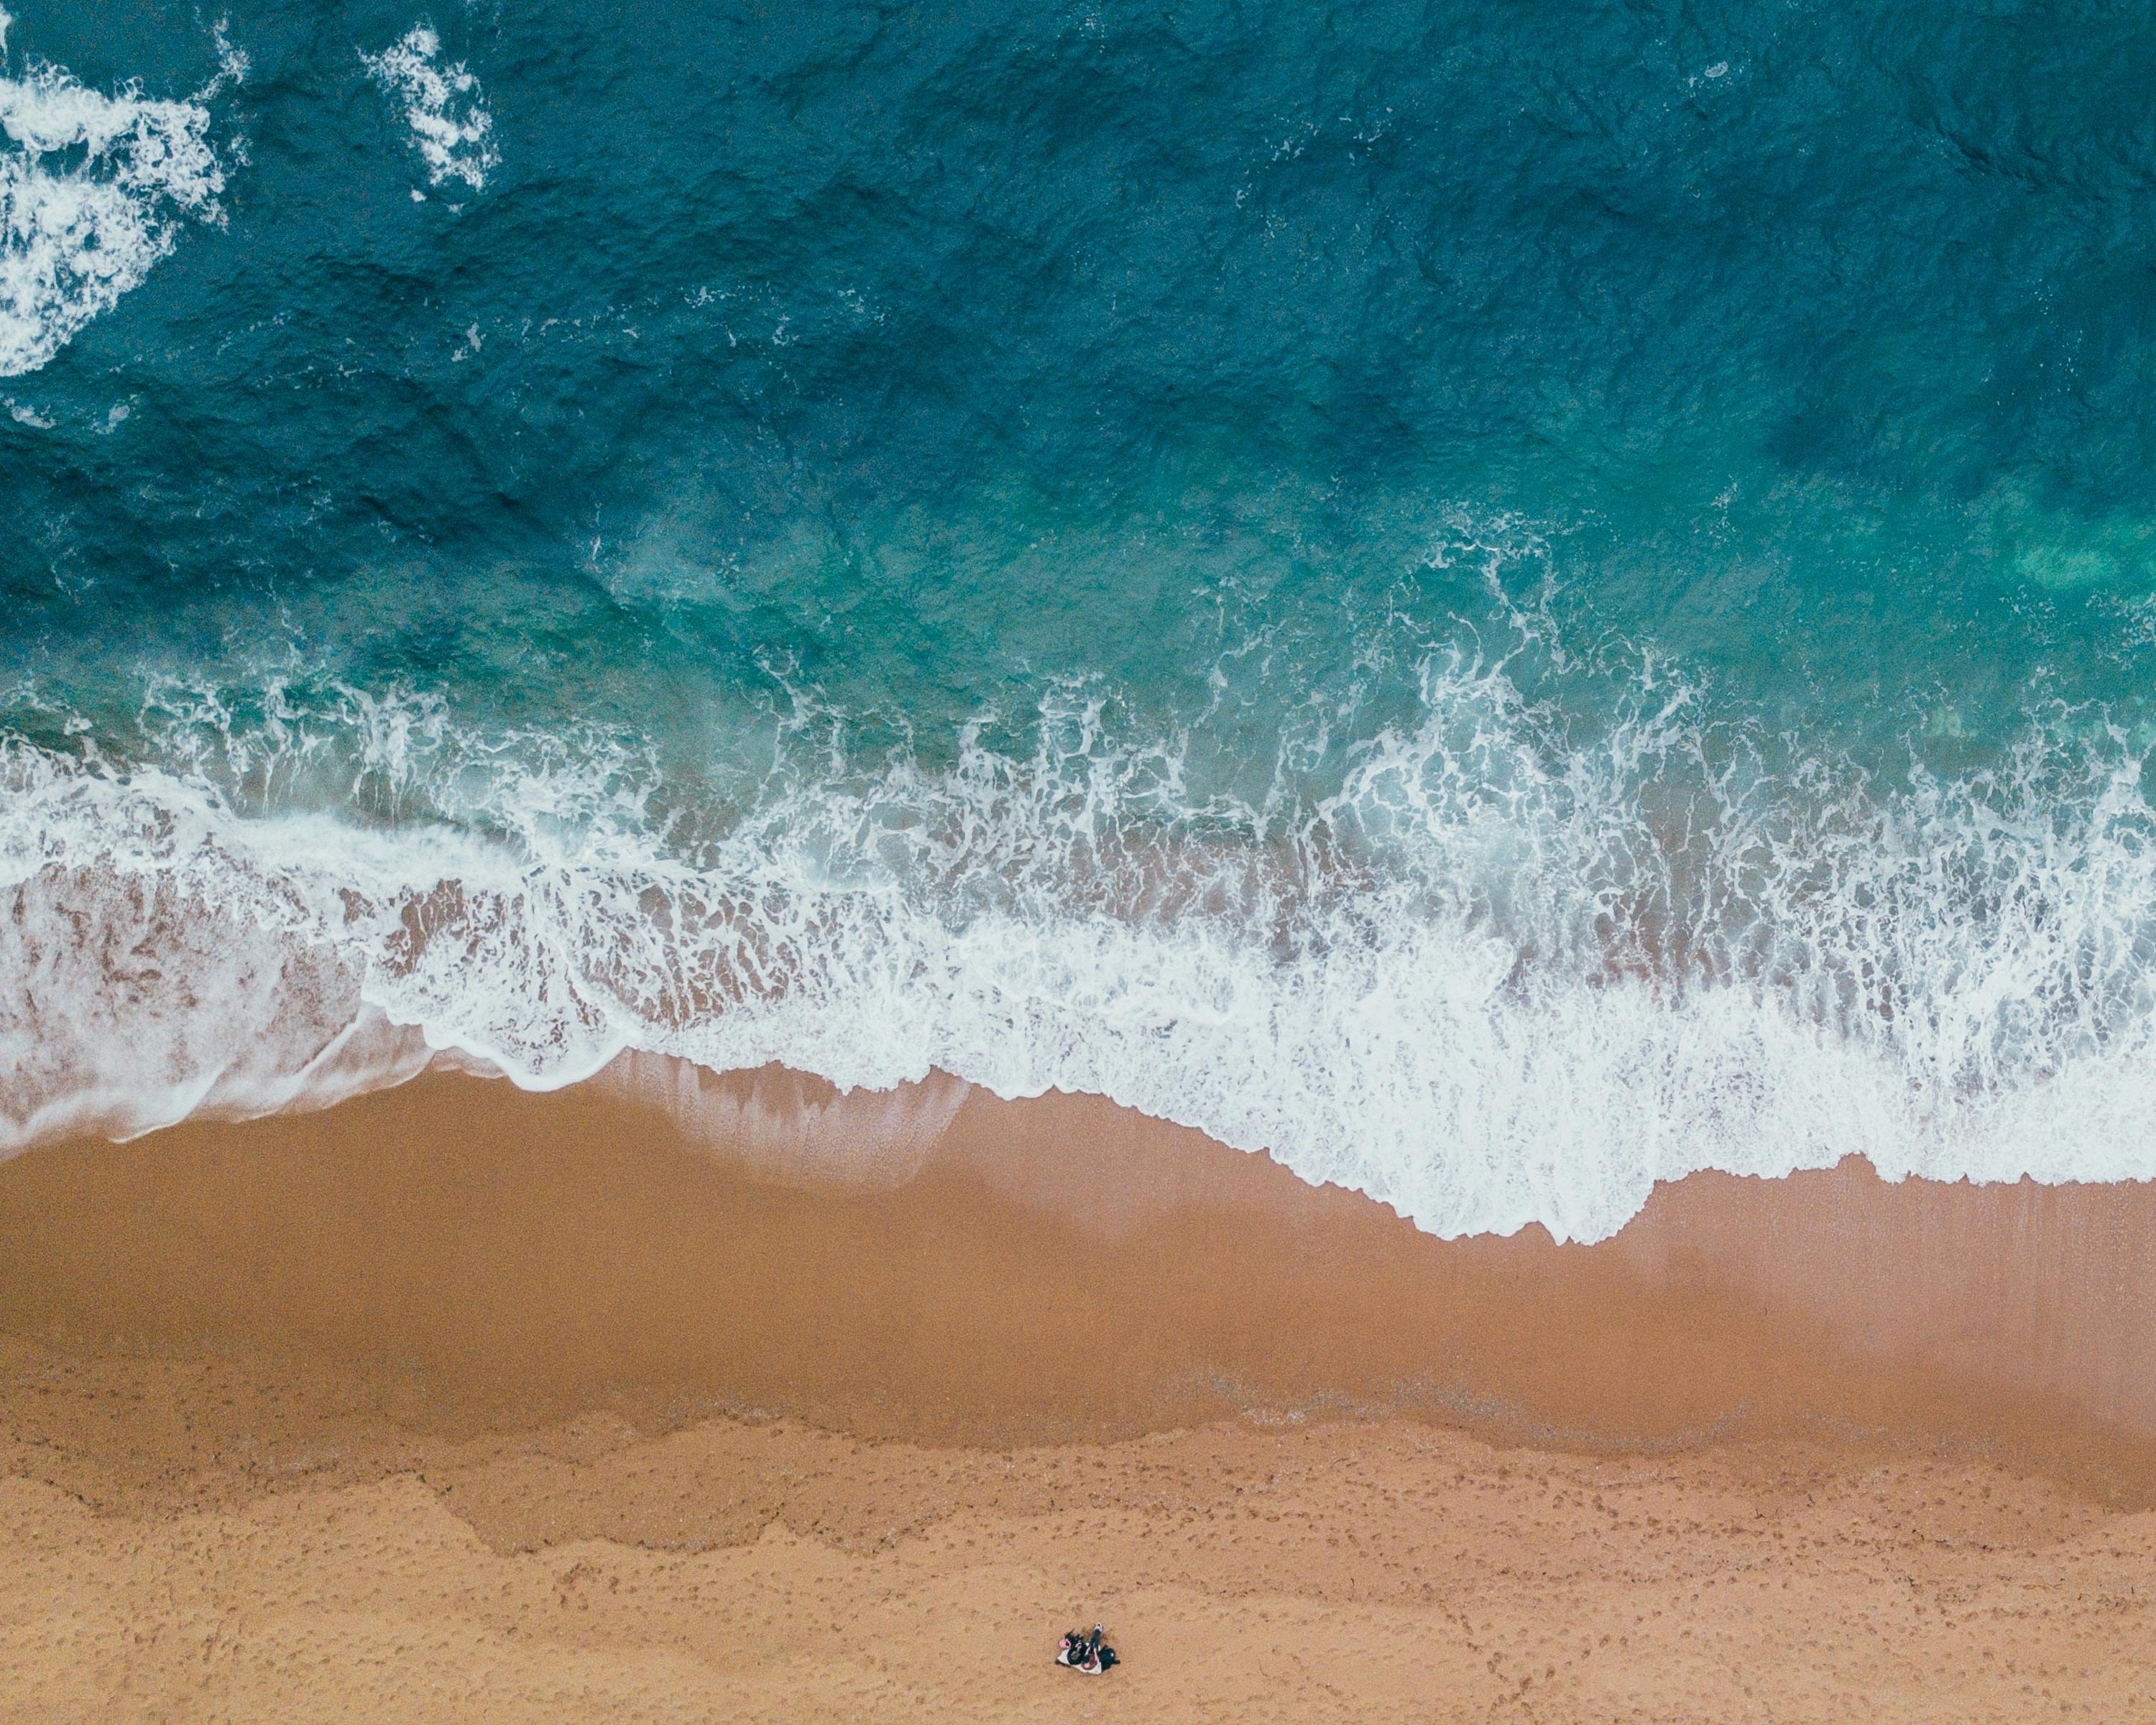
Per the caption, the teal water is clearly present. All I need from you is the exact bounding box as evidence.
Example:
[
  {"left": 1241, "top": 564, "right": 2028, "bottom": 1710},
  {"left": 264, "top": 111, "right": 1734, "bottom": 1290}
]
[{"left": 8, "top": 1, "right": 2156, "bottom": 1237}]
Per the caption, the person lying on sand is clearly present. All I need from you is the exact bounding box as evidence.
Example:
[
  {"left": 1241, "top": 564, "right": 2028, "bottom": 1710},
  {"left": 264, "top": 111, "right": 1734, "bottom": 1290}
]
[{"left": 1056, "top": 1624, "right": 1118, "bottom": 1673}]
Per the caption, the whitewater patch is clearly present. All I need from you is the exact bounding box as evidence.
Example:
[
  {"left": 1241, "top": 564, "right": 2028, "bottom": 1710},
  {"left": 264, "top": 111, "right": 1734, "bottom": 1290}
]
[
  {"left": 0, "top": 15, "right": 241, "bottom": 377},
  {"left": 361, "top": 25, "right": 497, "bottom": 194},
  {"left": 6, "top": 665, "right": 2156, "bottom": 1242}
]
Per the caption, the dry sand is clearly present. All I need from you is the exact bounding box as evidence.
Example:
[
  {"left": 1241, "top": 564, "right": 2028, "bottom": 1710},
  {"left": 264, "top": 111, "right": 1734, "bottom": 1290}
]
[{"left": 1, "top": 1065, "right": 2153, "bottom": 1720}]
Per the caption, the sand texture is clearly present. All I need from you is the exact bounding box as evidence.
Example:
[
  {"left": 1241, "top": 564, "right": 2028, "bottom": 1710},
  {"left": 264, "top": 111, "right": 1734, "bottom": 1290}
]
[
  {"left": 4, "top": 1342, "right": 2152, "bottom": 1724},
  {"left": 2, "top": 1066, "right": 2155, "bottom": 1719}
]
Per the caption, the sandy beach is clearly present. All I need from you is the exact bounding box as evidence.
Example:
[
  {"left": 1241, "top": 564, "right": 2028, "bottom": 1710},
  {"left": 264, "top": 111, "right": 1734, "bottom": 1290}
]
[
  {"left": 14, "top": 0, "right": 2156, "bottom": 1718},
  {"left": 1, "top": 1066, "right": 2153, "bottom": 1720}
]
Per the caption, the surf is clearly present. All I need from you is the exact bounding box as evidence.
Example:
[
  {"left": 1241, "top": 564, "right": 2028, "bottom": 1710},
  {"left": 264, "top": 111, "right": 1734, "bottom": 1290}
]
[{"left": 7, "top": 635, "right": 2156, "bottom": 1243}]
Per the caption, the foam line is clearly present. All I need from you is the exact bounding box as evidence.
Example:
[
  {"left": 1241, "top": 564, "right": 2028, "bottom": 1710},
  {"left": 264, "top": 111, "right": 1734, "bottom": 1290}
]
[{"left": 6, "top": 658, "right": 2155, "bottom": 1241}]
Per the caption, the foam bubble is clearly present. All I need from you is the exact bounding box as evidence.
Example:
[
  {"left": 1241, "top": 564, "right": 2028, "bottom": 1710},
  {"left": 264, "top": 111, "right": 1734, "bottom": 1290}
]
[
  {"left": 0, "top": 25, "right": 236, "bottom": 377},
  {"left": 361, "top": 25, "right": 497, "bottom": 193},
  {"left": 7, "top": 661, "right": 2156, "bottom": 1240},
  {"left": 0, "top": 857, "right": 436, "bottom": 1149}
]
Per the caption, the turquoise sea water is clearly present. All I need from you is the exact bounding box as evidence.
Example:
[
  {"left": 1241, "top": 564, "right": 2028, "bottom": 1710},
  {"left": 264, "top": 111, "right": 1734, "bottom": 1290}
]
[{"left": 9, "top": 1, "right": 2156, "bottom": 1237}]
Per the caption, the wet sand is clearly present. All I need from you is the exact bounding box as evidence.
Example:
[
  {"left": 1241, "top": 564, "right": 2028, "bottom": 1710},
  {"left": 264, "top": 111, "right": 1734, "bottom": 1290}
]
[{"left": 2, "top": 1064, "right": 2155, "bottom": 1719}]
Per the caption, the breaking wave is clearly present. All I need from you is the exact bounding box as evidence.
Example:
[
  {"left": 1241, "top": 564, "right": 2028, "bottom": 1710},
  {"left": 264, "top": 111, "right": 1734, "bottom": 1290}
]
[
  {"left": 0, "top": 10, "right": 241, "bottom": 377},
  {"left": 7, "top": 645, "right": 2156, "bottom": 1243}
]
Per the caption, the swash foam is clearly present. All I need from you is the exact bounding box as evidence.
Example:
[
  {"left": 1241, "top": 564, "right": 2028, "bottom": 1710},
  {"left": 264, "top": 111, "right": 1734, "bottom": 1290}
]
[{"left": 7, "top": 650, "right": 2155, "bottom": 1243}]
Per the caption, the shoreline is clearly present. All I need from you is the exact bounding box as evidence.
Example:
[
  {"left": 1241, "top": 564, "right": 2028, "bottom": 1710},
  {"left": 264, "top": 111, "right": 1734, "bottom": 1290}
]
[
  {"left": 3, "top": 1060, "right": 2155, "bottom": 1493},
  {"left": 4, "top": 1064, "right": 2156, "bottom": 1719}
]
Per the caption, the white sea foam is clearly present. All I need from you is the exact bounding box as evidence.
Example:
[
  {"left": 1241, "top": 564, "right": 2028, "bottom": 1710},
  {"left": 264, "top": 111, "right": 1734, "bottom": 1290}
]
[
  {"left": 361, "top": 25, "right": 497, "bottom": 193},
  {"left": 6, "top": 660, "right": 2156, "bottom": 1241},
  {"left": 0, "top": 22, "right": 237, "bottom": 377}
]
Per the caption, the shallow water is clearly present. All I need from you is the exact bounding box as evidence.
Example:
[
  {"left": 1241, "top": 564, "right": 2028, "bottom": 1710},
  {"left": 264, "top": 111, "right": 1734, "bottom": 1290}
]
[{"left": 7, "top": 1, "right": 2156, "bottom": 1236}]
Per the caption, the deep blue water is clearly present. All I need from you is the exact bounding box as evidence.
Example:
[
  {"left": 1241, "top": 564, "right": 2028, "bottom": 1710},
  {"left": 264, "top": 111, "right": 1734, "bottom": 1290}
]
[{"left": 8, "top": 1, "right": 2156, "bottom": 1238}]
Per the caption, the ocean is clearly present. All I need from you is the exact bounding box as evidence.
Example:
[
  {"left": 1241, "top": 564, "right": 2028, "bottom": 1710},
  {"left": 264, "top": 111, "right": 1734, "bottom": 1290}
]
[{"left": 7, "top": 0, "right": 2156, "bottom": 1240}]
